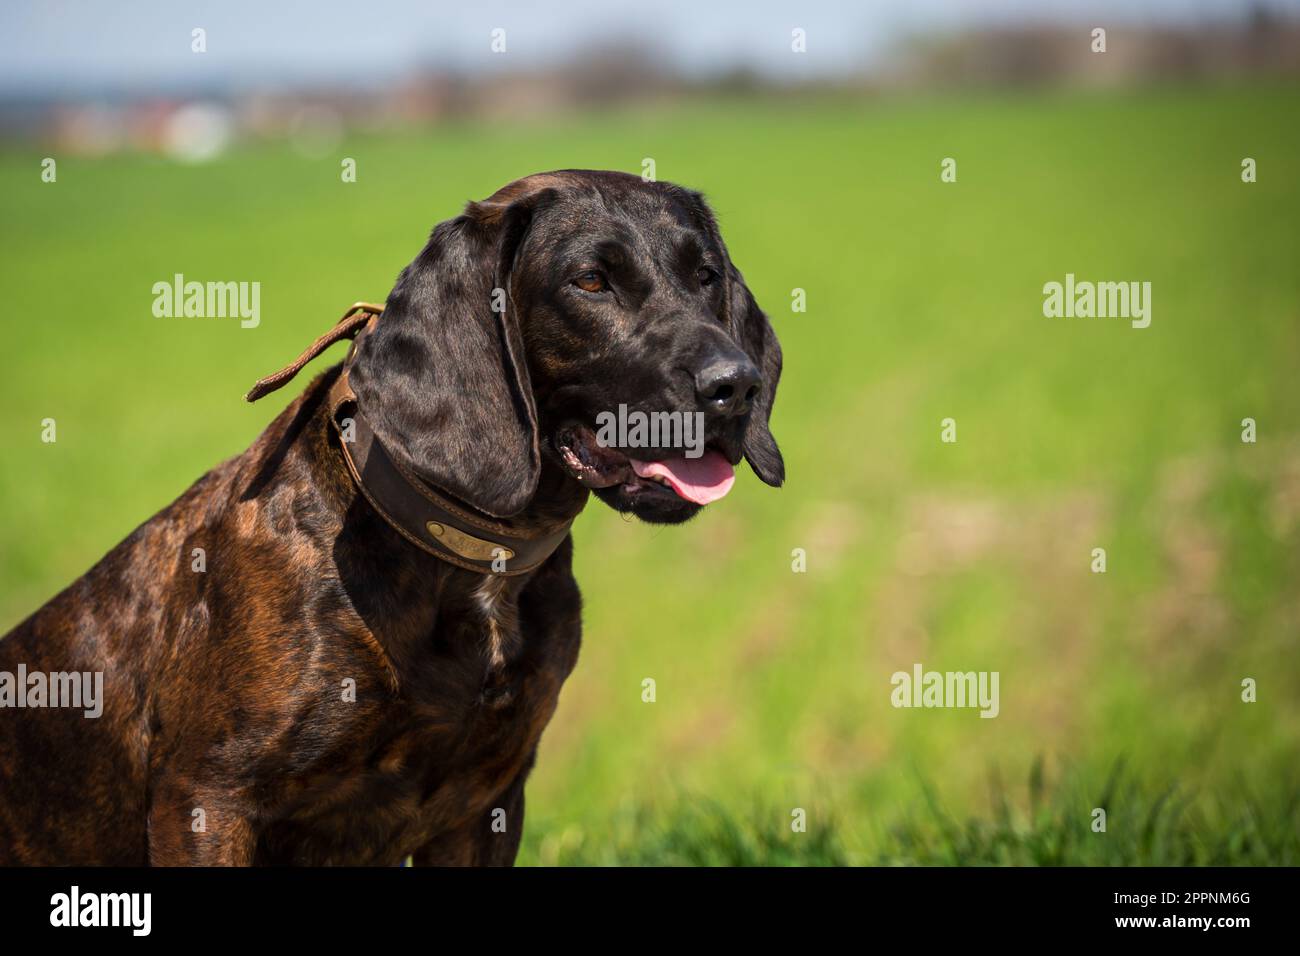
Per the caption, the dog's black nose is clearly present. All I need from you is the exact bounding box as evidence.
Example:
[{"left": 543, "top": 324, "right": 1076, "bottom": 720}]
[{"left": 695, "top": 356, "right": 761, "bottom": 418}]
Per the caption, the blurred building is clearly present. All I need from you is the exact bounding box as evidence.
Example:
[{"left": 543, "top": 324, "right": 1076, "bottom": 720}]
[{"left": 4, "top": 12, "right": 1298, "bottom": 158}]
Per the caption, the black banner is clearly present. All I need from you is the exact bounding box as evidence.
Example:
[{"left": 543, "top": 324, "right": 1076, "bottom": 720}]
[{"left": 0, "top": 866, "right": 1289, "bottom": 942}]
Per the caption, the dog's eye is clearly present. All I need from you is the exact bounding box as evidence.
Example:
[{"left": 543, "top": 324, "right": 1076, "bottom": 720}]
[
  {"left": 573, "top": 271, "right": 608, "bottom": 293},
  {"left": 697, "top": 267, "right": 719, "bottom": 286}
]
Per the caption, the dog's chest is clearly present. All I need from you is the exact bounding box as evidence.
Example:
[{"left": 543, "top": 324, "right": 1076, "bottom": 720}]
[{"left": 258, "top": 575, "right": 577, "bottom": 864}]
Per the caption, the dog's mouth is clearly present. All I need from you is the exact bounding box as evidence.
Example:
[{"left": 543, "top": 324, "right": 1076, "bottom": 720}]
[{"left": 554, "top": 424, "right": 736, "bottom": 505}]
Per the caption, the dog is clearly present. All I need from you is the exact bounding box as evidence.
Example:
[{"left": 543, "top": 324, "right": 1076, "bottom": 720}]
[{"left": 0, "top": 170, "right": 782, "bottom": 865}]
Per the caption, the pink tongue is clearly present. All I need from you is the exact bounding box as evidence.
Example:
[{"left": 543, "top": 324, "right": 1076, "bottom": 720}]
[{"left": 629, "top": 451, "right": 736, "bottom": 505}]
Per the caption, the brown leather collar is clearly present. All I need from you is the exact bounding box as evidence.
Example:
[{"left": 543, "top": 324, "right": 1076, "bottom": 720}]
[{"left": 245, "top": 303, "right": 573, "bottom": 576}]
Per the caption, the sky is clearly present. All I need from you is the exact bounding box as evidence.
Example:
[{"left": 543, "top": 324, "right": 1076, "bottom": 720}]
[{"left": 0, "top": 0, "right": 1293, "bottom": 95}]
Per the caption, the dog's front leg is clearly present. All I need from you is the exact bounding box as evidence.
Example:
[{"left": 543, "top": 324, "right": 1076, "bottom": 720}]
[{"left": 147, "top": 777, "right": 257, "bottom": 866}]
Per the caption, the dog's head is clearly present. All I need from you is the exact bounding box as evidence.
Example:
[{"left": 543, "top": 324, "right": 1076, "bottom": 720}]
[{"left": 349, "top": 170, "right": 783, "bottom": 525}]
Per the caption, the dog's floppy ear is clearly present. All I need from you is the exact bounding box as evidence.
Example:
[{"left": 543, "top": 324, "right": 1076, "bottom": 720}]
[
  {"left": 683, "top": 189, "right": 785, "bottom": 487},
  {"left": 725, "top": 262, "right": 784, "bottom": 487},
  {"left": 349, "top": 183, "right": 557, "bottom": 517}
]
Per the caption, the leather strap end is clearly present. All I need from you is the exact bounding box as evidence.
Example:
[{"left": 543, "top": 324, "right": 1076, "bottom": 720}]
[{"left": 245, "top": 302, "right": 383, "bottom": 403}]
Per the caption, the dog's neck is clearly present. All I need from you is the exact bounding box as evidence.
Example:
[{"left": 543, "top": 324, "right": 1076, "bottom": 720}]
[
  {"left": 291, "top": 370, "right": 587, "bottom": 679},
  {"left": 322, "top": 366, "right": 583, "bottom": 576},
  {"left": 512, "top": 454, "right": 590, "bottom": 531}
]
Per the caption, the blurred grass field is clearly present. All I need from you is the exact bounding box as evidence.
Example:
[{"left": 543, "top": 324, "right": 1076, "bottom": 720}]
[{"left": 2, "top": 85, "right": 1298, "bottom": 864}]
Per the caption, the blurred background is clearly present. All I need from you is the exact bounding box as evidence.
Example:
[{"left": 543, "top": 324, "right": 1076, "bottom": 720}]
[{"left": 1, "top": 0, "right": 1297, "bottom": 864}]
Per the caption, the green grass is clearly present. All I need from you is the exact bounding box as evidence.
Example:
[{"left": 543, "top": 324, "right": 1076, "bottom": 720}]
[
  {"left": 2, "top": 84, "right": 1298, "bottom": 864},
  {"left": 523, "top": 762, "right": 1300, "bottom": 866}
]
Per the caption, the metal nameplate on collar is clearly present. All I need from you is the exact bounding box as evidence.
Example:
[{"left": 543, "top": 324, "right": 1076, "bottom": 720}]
[{"left": 425, "top": 522, "right": 515, "bottom": 563}]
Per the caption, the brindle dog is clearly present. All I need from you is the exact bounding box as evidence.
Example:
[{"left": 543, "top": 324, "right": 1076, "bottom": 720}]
[{"left": 0, "top": 170, "right": 782, "bottom": 865}]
